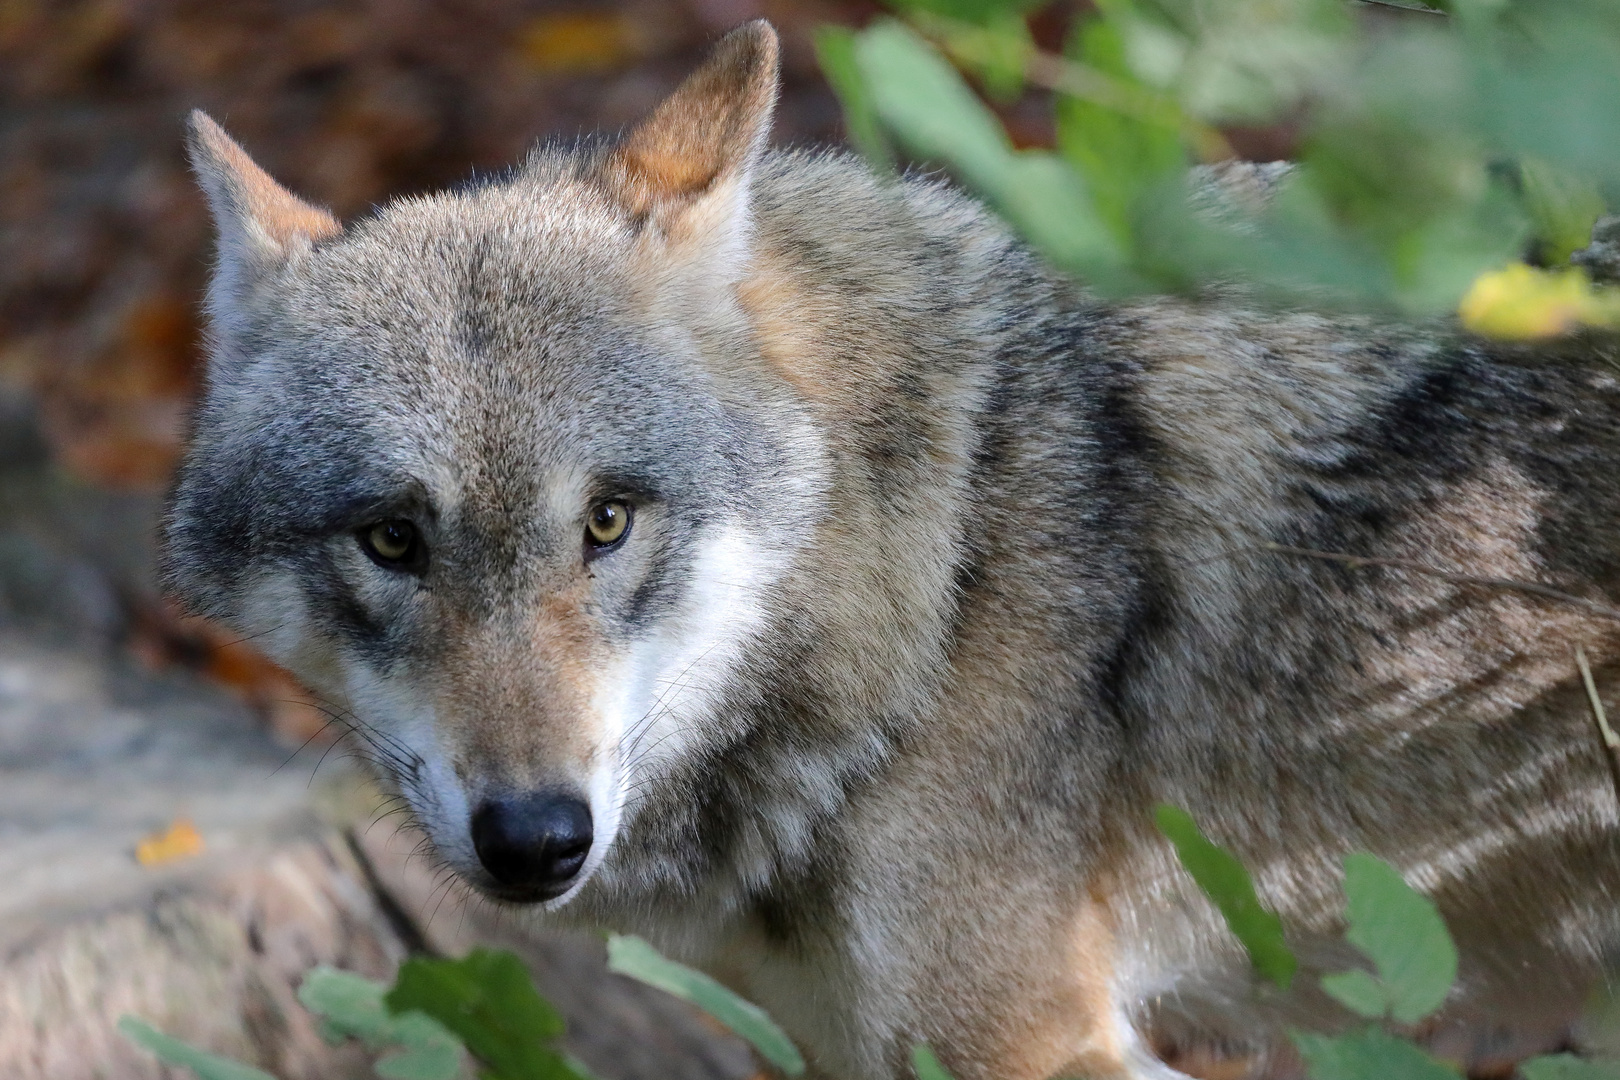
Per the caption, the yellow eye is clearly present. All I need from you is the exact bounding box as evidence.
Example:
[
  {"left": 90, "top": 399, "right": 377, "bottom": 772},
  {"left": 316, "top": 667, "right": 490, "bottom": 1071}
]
[
  {"left": 363, "top": 520, "right": 418, "bottom": 565},
  {"left": 586, "top": 501, "right": 631, "bottom": 548}
]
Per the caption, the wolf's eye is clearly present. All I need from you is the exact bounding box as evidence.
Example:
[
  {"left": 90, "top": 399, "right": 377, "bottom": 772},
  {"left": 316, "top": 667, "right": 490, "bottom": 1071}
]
[
  {"left": 585, "top": 501, "right": 631, "bottom": 551},
  {"left": 360, "top": 520, "right": 422, "bottom": 569}
]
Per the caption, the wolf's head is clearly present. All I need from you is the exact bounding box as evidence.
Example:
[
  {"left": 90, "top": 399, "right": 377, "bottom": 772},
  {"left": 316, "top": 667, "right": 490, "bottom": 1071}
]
[{"left": 165, "top": 22, "right": 827, "bottom": 907}]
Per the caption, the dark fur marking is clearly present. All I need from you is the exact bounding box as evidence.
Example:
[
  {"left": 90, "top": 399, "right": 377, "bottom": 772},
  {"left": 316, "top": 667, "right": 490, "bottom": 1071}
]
[{"left": 307, "top": 559, "right": 391, "bottom": 658}]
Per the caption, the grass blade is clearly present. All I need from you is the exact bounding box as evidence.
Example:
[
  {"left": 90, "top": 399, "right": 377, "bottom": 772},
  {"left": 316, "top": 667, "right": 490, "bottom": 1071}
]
[
  {"left": 1155, "top": 804, "right": 1296, "bottom": 989},
  {"left": 606, "top": 934, "right": 805, "bottom": 1075},
  {"left": 116, "top": 1017, "right": 276, "bottom": 1080}
]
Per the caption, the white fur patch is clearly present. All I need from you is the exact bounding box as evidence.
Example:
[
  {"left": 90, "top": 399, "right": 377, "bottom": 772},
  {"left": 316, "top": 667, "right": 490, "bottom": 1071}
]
[
  {"left": 570, "top": 521, "right": 790, "bottom": 902},
  {"left": 345, "top": 659, "right": 480, "bottom": 872}
]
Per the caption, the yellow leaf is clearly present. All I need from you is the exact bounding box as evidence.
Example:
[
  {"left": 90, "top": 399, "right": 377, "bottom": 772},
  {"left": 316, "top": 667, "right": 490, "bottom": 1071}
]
[
  {"left": 135, "top": 818, "right": 205, "bottom": 866},
  {"left": 515, "top": 13, "right": 637, "bottom": 74},
  {"left": 1458, "top": 262, "right": 1620, "bottom": 341}
]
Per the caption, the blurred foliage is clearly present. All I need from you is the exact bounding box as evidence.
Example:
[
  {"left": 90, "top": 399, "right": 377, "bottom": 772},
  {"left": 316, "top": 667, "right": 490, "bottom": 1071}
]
[
  {"left": 120, "top": 937, "right": 803, "bottom": 1080},
  {"left": 116, "top": 1017, "right": 276, "bottom": 1080},
  {"left": 385, "top": 949, "right": 581, "bottom": 1080},
  {"left": 821, "top": 0, "right": 1620, "bottom": 331},
  {"left": 912, "top": 1044, "right": 955, "bottom": 1080},
  {"left": 300, "top": 967, "right": 465, "bottom": 1080}
]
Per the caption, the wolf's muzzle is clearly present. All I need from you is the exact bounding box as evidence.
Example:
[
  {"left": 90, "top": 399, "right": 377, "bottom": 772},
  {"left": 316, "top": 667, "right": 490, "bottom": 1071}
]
[{"left": 470, "top": 791, "right": 593, "bottom": 901}]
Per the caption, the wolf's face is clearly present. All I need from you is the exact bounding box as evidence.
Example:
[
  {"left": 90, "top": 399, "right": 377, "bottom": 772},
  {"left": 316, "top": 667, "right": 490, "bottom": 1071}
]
[{"left": 166, "top": 24, "right": 823, "bottom": 906}]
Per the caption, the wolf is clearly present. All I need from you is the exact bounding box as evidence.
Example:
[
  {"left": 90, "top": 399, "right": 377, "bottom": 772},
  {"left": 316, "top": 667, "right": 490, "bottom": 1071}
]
[{"left": 163, "top": 20, "right": 1620, "bottom": 1080}]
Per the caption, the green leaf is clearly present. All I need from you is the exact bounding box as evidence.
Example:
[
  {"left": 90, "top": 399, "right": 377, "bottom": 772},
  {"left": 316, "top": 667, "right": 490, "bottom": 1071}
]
[
  {"left": 840, "top": 0, "right": 1618, "bottom": 318},
  {"left": 375, "top": 1040, "right": 463, "bottom": 1080},
  {"left": 814, "top": 26, "right": 894, "bottom": 169},
  {"left": 1340, "top": 853, "right": 1457, "bottom": 1024},
  {"left": 1154, "top": 805, "right": 1296, "bottom": 989},
  {"left": 386, "top": 949, "right": 579, "bottom": 1080},
  {"left": 853, "top": 19, "right": 1120, "bottom": 275},
  {"left": 1522, "top": 1054, "right": 1620, "bottom": 1080},
  {"left": 1473, "top": 12, "right": 1620, "bottom": 187},
  {"left": 299, "top": 967, "right": 463, "bottom": 1080},
  {"left": 374, "top": 1013, "right": 465, "bottom": 1080},
  {"left": 1116, "top": 0, "right": 1352, "bottom": 123},
  {"left": 885, "top": 0, "right": 1049, "bottom": 28},
  {"left": 116, "top": 1017, "right": 276, "bottom": 1080},
  {"left": 1319, "top": 970, "right": 1388, "bottom": 1019},
  {"left": 1292, "top": 1029, "right": 1458, "bottom": 1080},
  {"left": 855, "top": 19, "right": 1015, "bottom": 182},
  {"left": 1056, "top": 12, "right": 1187, "bottom": 248},
  {"left": 998, "top": 152, "right": 1121, "bottom": 272},
  {"left": 299, "top": 967, "right": 393, "bottom": 1044},
  {"left": 1522, "top": 159, "right": 1606, "bottom": 266},
  {"left": 606, "top": 934, "right": 805, "bottom": 1076},
  {"left": 1387, "top": 181, "right": 1529, "bottom": 312},
  {"left": 913, "top": 1044, "right": 955, "bottom": 1080},
  {"left": 943, "top": 11, "right": 1032, "bottom": 101}
]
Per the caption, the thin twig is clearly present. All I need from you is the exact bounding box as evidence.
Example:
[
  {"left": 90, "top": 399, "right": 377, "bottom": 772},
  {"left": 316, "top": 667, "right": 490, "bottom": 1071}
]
[
  {"left": 1021, "top": 52, "right": 1237, "bottom": 162},
  {"left": 1575, "top": 646, "right": 1620, "bottom": 810},
  {"left": 1249, "top": 541, "right": 1620, "bottom": 624},
  {"left": 912, "top": 12, "right": 1237, "bottom": 162}
]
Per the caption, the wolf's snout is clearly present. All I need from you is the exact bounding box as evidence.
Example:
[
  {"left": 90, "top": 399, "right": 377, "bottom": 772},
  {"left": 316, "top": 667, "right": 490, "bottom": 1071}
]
[{"left": 470, "top": 792, "right": 593, "bottom": 899}]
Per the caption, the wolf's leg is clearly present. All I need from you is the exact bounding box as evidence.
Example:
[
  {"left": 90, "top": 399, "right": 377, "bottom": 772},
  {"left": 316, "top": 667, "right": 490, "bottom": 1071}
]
[{"left": 825, "top": 860, "right": 1191, "bottom": 1080}]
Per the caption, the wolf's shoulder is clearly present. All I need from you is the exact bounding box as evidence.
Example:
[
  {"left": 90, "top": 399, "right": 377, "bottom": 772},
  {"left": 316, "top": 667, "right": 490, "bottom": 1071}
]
[{"left": 745, "top": 147, "right": 1075, "bottom": 375}]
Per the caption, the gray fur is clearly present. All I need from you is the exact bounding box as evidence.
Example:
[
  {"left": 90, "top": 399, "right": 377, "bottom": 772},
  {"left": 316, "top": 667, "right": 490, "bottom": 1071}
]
[{"left": 164, "top": 22, "right": 1620, "bottom": 1080}]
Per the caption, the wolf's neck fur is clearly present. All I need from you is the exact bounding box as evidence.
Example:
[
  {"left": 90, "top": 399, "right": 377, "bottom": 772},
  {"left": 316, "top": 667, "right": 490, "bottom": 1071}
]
[
  {"left": 582, "top": 151, "right": 1620, "bottom": 1015},
  {"left": 573, "top": 149, "right": 1147, "bottom": 946}
]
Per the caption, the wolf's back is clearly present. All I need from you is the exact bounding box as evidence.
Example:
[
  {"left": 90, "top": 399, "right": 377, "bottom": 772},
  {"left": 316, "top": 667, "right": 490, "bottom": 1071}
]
[{"left": 748, "top": 144, "right": 1620, "bottom": 1050}]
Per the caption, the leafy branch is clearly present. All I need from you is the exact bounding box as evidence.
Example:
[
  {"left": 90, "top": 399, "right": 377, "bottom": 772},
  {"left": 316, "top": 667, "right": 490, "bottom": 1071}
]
[{"left": 818, "top": 0, "right": 1620, "bottom": 334}]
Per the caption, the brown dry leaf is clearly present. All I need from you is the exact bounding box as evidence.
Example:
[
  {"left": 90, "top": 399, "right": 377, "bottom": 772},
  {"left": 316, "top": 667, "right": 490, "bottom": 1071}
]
[
  {"left": 516, "top": 11, "right": 640, "bottom": 73},
  {"left": 134, "top": 818, "right": 205, "bottom": 866}
]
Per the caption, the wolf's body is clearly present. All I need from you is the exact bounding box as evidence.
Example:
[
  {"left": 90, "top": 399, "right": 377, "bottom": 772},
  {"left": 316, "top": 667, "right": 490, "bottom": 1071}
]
[{"left": 164, "top": 22, "right": 1620, "bottom": 1080}]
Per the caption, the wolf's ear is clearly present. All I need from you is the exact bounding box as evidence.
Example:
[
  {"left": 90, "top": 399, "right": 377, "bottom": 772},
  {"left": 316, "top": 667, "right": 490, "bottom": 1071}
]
[
  {"left": 601, "top": 21, "right": 778, "bottom": 269},
  {"left": 186, "top": 111, "right": 340, "bottom": 294}
]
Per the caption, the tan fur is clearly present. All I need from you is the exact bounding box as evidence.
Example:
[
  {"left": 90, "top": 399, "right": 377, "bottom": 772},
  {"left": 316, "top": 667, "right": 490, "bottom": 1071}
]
[
  {"left": 438, "top": 584, "right": 608, "bottom": 791},
  {"left": 1360, "top": 460, "right": 1608, "bottom": 740},
  {"left": 603, "top": 21, "right": 776, "bottom": 238},
  {"left": 187, "top": 111, "right": 339, "bottom": 250}
]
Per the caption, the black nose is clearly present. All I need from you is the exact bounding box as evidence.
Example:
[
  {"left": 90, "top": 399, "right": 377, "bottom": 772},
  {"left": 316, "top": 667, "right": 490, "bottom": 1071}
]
[{"left": 470, "top": 792, "right": 593, "bottom": 898}]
